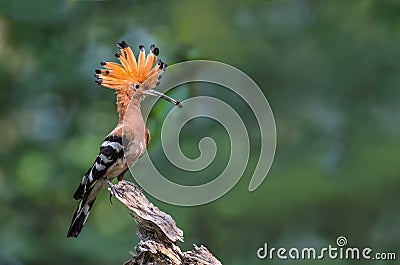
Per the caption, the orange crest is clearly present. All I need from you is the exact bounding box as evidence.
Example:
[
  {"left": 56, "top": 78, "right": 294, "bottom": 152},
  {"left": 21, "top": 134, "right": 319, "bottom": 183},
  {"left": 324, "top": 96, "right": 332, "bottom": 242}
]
[{"left": 94, "top": 41, "right": 167, "bottom": 91}]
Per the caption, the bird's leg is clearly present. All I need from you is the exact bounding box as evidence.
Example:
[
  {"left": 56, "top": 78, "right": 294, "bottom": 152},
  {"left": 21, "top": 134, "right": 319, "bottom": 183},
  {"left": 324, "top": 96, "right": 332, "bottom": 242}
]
[
  {"left": 117, "top": 171, "right": 126, "bottom": 182},
  {"left": 104, "top": 179, "right": 122, "bottom": 204}
]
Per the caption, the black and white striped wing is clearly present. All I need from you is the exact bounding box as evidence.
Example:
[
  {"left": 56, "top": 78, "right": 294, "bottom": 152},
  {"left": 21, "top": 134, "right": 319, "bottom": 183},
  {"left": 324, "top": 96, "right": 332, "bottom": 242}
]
[{"left": 73, "top": 135, "right": 124, "bottom": 200}]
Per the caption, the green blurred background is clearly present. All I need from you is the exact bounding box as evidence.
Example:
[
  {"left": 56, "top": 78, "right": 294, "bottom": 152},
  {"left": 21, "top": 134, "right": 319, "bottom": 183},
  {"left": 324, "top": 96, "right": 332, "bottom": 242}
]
[{"left": 0, "top": 0, "right": 399, "bottom": 264}]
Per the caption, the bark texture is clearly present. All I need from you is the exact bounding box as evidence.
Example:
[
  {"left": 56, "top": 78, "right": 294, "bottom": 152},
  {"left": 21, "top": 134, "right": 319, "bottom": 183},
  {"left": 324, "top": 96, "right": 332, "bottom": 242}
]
[{"left": 111, "top": 180, "right": 222, "bottom": 265}]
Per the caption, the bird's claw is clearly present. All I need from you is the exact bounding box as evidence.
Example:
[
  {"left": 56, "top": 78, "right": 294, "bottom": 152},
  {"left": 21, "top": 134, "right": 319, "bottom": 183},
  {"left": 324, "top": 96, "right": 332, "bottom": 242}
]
[{"left": 104, "top": 179, "right": 122, "bottom": 204}]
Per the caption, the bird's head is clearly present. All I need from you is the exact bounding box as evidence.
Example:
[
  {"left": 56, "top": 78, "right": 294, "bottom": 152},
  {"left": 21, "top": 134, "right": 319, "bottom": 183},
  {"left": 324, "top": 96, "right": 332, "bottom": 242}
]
[{"left": 94, "top": 41, "right": 182, "bottom": 108}]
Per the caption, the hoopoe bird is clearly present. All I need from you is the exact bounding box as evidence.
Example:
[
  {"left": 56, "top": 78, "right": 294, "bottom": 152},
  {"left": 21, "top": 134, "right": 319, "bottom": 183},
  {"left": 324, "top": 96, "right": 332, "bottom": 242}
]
[{"left": 67, "top": 41, "right": 182, "bottom": 238}]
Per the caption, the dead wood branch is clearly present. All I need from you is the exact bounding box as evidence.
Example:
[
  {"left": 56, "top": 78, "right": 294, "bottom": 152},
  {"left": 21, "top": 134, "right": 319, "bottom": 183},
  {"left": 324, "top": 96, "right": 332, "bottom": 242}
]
[{"left": 112, "top": 180, "right": 222, "bottom": 265}]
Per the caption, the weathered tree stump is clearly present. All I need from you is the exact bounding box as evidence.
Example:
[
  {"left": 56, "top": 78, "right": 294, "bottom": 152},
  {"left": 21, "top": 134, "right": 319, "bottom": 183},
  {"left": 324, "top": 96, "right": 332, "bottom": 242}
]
[{"left": 111, "top": 180, "right": 222, "bottom": 265}]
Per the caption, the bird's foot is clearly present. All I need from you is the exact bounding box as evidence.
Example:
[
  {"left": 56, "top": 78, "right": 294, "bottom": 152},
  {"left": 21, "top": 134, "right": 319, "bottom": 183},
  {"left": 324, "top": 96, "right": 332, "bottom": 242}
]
[{"left": 104, "top": 179, "right": 122, "bottom": 204}]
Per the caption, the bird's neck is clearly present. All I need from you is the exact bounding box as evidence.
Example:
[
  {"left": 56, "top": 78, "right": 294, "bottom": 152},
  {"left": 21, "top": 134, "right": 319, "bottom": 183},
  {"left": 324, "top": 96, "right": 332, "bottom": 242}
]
[{"left": 116, "top": 92, "right": 142, "bottom": 125}]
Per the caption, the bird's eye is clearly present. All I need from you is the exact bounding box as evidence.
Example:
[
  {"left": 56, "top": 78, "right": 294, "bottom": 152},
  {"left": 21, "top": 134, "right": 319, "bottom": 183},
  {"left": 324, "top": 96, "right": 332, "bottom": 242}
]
[{"left": 134, "top": 84, "right": 140, "bottom": 90}]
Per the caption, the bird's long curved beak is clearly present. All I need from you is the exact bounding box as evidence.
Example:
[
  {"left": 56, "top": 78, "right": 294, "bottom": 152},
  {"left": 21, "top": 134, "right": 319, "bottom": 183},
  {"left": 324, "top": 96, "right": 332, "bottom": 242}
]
[{"left": 144, "top": 89, "right": 183, "bottom": 108}]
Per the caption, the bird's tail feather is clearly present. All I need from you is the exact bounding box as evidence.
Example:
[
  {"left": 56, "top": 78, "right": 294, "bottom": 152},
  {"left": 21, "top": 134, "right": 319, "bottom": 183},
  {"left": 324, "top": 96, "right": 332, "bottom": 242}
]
[
  {"left": 73, "top": 183, "right": 85, "bottom": 200},
  {"left": 67, "top": 198, "right": 96, "bottom": 238}
]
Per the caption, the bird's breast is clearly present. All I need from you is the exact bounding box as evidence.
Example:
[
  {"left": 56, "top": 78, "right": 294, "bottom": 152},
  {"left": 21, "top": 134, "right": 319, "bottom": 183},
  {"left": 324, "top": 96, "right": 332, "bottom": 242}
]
[
  {"left": 122, "top": 126, "right": 146, "bottom": 167},
  {"left": 119, "top": 104, "right": 147, "bottom": 167}
]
